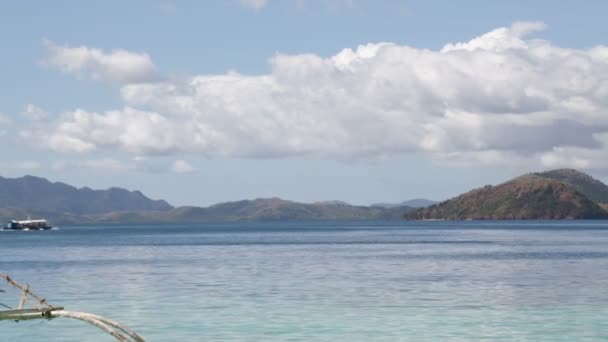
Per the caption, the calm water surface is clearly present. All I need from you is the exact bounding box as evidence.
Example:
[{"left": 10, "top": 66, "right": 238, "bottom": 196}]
[{"left": 1, "top": 221, "right": 608, "bottom": 341}]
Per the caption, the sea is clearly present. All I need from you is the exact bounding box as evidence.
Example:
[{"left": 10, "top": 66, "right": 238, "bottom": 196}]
[{"left": 1, "top": 221, "right": 608, "bottom": 341}]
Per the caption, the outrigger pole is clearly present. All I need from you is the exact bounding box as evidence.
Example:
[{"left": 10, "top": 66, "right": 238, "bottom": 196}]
[{"left": 0, "top": 272, "right": 145, "bottom": 342}]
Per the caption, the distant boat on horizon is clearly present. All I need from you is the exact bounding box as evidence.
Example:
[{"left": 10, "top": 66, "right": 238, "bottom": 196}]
[{"left": 2, "top": 219, "right": 56, "bottom": 231}]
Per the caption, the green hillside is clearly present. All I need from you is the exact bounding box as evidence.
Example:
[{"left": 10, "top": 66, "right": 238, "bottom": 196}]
[
  {"left": 93, "top": 198, "right": 414, "bottom": 224},
  {"left": 535, "top": 169, "right": 608, "bottom": 203},
  {"left": 408, "top": 173, "right": 608, "bottom": 220}
]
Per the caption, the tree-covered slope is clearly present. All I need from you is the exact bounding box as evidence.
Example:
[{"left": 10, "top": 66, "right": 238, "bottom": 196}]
[
  {"left": 534, "top": 169, "right": 608, "bottom": 203},
  {"left": 408, "top": 174, "right": 608, "bottom": 220},
  {"left": 93, "top": 198, "right": 415, "bottom": 223}
]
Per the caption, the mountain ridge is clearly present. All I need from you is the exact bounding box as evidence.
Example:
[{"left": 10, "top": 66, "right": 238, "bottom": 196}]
[
  {"left": 0, "top": 174, "right": 173, "bottom": 215},
  {"left": 0, "top": 198, "right": 415, "bottom": 225},
  {"left": 3, "top": 170, "right": 608, "bottom": 224},
  {"left": 0, "top": 175, "right": 416, "bottom": 223},
  {"left": 91, "top": 197, "right": 414, "bottom": 223}
]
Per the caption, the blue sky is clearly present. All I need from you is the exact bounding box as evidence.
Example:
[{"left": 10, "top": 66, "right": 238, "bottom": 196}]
[{"left": 1, "top": 1, "right": 608, "bottom": 206}]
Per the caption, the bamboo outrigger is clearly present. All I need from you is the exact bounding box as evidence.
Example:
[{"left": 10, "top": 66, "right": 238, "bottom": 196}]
[{"left": 0, "top": 272, "right": 145, "bottom": 342}]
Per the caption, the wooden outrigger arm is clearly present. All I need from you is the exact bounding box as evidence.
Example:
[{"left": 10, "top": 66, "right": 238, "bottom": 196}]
[{"left": 0, "top": 272, "right": 145, "bottom": 342}]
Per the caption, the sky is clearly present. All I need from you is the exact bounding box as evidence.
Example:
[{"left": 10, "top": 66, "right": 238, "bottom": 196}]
[{"left": 1, "top": 0, "right": 608, "bottom": 206}]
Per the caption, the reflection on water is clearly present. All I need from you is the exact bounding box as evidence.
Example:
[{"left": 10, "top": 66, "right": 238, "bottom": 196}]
[{"left": 1, "top": 221, "right": 608, "bottom": 341}]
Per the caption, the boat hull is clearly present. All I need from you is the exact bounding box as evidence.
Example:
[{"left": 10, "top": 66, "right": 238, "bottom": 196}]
[{"left": 2, "top": 227, "right": 54, "bottom": 231}]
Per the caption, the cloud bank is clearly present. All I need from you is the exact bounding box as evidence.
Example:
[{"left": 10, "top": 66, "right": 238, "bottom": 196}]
[{"left": 39, "top": 23, "right": 608, "bottom": 169}]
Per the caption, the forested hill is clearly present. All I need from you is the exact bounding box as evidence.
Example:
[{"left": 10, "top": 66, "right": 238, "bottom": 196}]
[{"left": 408, "top": 171, "right": 608, "bottom": 220}]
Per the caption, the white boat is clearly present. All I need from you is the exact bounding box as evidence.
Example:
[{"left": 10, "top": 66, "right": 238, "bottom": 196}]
[{"left": 2, "top": 219, "right": 55, "bottom": 231}]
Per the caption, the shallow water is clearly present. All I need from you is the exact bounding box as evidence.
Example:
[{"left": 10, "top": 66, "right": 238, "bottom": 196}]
[{"left": 1, "top": 221, "right": 608, "bottom": 341}]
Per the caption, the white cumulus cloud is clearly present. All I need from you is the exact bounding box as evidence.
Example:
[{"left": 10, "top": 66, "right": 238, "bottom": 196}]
[
  {"left": 35, "top": 22, "right": 608, "bottom": 169},
  {"left": 42, "top": 39, "right": 159, "bottom": 83},
  {"left": 46, "top": 107, "right": 189, "bottom": 154}
]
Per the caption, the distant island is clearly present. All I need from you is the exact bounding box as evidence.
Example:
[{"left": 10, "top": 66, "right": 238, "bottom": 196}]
[
  {"left": 0, "top": 175, "right": 172, "bottom": 214},
  {"left": 0, "top": 175, "right": 421, "bottom": 224},
  {"left": 407, "top": 169, "right": 608, "bottom": 220},
  {"left": 2, "top": 169, "right": 608, "bottom": 224}
]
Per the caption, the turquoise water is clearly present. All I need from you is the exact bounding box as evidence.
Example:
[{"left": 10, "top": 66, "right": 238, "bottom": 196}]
[{"left": 2, "top": 221, "right": 608, "bottom": 341}]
